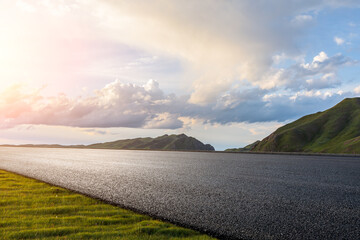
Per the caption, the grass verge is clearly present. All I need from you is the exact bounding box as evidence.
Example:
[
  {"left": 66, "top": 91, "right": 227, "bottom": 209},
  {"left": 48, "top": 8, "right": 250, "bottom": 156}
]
[{"left": 0, "top": 170, "right": 215, "bottom": 240}]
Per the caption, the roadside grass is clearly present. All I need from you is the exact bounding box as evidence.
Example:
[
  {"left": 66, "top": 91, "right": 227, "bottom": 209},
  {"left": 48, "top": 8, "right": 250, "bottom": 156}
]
[{"left": 0, "top": 170, "right": 215, "bottom": 240}]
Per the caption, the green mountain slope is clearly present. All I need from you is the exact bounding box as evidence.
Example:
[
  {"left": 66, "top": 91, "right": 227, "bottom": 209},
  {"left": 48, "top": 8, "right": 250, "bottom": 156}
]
[
  {"left": 225, "top": 141, "right": 260, "bottom": 152},
  {"left": 4, "top": 134, "right": 215, "bottom": 151},
  {"left": 251, "top": 98, "right": 360, "bottom": 154},
  {"left": 87, "top": 134, "right": 215, "bottom": 151}
]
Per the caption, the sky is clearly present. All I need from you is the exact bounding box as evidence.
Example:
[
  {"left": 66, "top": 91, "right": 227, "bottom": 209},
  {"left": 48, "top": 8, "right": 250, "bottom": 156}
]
[{"left": 0, "top": 0, "right": 360, "bottom": 150}]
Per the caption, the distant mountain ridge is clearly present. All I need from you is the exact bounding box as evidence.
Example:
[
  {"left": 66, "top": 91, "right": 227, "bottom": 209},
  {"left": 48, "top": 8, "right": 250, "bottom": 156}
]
[
  {"left": 3, "top": 134, "right": 215, "bottom": 151},
  {"left": 247, "top": 98, "right": 360, "bottom": 154},
  {"left": 86, "top": 134, "right": 215, "bottom": 151}
]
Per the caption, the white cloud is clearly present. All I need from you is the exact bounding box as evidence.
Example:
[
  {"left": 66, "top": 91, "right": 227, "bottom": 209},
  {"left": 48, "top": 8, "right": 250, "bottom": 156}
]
[
  {"left": 0, "top": 80, "right": 182, "bottom": 129},
  {"left": 334, "top": 36, "right": 345, "bottom": 45},
  {"left": 1, "top": 1, "right": 360, "bottom": 132},
  {"left": 92, "top": 0, "right": 359, "bottom": 105},
  {"left": 312, "top": 51, "right": 329, "bottom": 63},
  {"left": 4, "top": 0, "right": 360, "bottom": 106},
  {"left": 83, "top": 129, "right": 108, "bottom": 136},
  {"left": 305, "top": 72, "right": 339, "bottom": 89},
  {"left": 354, "top": 85, "right": 360, "bottom": 94},
  {"left": 144, "top": 113, "right": 183, "bottom": 129},
  {"left": 1, "top": 79, "right": 359, "bottom": 131},
  {"left": 90, "top": 0, "right": 360, "bottom": 105},
  {"left": 257, "top": 52, "right": 355, "bottom": 91},
  {"left": 292, "top": 14, "right": 313, "bottom": 25}
]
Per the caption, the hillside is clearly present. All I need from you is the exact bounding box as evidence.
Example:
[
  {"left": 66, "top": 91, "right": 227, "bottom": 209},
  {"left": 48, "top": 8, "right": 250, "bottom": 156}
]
[
  {"left": 86, "top": 134, "right": 215, "bottom": 151},
  {"left": 4, "top": 134, "right": 215, "bottom": 151},
  {"left": 250, "top": 98, "right": 360, "bottom": 154},
  {"left": 225, "top": 141, "right": 260, "bottom": 152}
]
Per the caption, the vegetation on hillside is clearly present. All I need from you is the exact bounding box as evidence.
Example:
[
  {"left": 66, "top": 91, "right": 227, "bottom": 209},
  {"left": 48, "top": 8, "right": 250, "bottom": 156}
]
[
  {"left": 224, "top": 141, "right": 260, "bottom": 152},
  {"left": 0, "top": 170, "right": 215, "bottom": 240},
  {"left": 87, "top": 134, "right": 215, "bottom": 151},
  {"left": 2, "top": 134, "right": 215, "bottom": 151},
  {"left": 251, "top": 98, "right": 360, "bottom": 154}
]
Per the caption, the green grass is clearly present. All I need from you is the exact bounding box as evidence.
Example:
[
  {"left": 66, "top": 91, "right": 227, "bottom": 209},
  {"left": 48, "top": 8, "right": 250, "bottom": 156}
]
[{"left": 0, "top": 170, "right": 215, "bottom": 240}]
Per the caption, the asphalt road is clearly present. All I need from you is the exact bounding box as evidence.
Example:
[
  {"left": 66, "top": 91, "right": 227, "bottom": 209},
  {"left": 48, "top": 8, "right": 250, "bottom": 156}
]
[{"left": 0, "top": 147, "right": 359, "bottom": 239}]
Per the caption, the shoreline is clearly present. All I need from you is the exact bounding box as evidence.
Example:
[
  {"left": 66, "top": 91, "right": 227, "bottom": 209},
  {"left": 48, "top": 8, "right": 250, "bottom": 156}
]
[{"left": 0, "top": 145, "right": 359, "bottom": 158}]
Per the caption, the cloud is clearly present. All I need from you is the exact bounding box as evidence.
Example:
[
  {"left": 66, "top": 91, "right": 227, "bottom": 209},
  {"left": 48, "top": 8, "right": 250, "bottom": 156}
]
[
  {"left": 259, "top": 51, "right": 356, "bottom": 90},
  {"left": 1, "top": 77, "right": 360, "bottom": 130},
  {"left": 0, "top": 80, "right": 181, "bottom": 129},
  {"left": 82, "top": 1, "right": 313, "bottom": 104},
  {"left": 292, "top": 14, "right": 313, "bottom": 25},
  {"left": 144, "top": 112, "right": 183, "bottom": 129},
  {"left": 208, "top": 89, "right": 350, "bottom": 123},
  {"left": 4, "top": 1, "right": 359, "bottom": 106},
  {"left": 88, "top": 0, "right": 360, "bottom": 105},
  {"left": 2, "top": 1, "right": 360, "bottom": 131},
  {"left": 83, "top": 129, "right": 108, "bottom": 135},
  {"left": 334, "top": 36, "right": 345, "bottom": 45},
  {"left": 354, "top": 85, "right": 360, "bottom": 94}
]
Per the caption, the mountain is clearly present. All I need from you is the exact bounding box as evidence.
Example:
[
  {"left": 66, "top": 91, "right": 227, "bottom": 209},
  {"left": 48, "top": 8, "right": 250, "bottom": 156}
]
[
  {"left": 250, "top": 98, "right": 360, "bottom": 154},
  {"left": 225, "top": 141, "right": 260, "bottom": 152},
  {"left": 86, "top": 134, "right": 215, "bottom": 151},
  {"left": 4, "top": 134, "right": 215, "bottom": 151}
]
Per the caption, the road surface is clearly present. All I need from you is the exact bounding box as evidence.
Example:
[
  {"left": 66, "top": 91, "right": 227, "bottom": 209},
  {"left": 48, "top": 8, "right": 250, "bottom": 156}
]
[{"left": 0, "top": 147, "right": 359, "bottom": 239}]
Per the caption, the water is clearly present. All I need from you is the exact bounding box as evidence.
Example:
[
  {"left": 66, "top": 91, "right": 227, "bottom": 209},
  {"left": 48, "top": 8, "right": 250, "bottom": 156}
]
[{"left": 0, "top": 147, "right": 359, "bottom": 239}]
